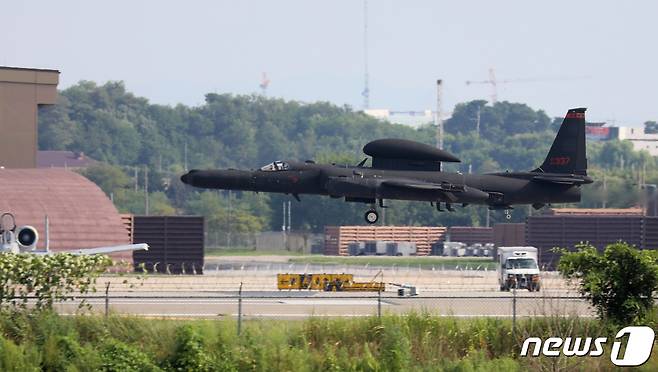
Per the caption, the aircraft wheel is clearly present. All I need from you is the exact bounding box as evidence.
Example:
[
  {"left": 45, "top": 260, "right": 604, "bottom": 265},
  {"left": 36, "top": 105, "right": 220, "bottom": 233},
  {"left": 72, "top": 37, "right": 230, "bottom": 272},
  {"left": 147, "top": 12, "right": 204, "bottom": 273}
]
[{"left": 365, "top": 210, "right": 379, "bottom": 224}]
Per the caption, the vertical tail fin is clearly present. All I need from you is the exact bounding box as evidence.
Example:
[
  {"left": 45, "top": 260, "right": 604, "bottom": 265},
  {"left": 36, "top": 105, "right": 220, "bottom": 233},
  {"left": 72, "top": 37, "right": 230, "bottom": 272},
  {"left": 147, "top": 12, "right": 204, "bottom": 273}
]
[{"left": 534, "top": 107, "right": 587, "bottom": 175}]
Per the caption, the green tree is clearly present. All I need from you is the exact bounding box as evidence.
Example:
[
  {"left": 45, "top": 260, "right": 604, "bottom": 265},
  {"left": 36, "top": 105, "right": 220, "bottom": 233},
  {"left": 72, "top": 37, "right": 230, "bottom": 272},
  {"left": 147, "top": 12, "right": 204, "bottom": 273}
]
[
  {"left": 558, "top": 242, "right": 658, "bottom": 324},
  {"left": 148, "top": 192, "right": 176, "bottom": 215},
  {"left": 644, "top": 120, "right": 658, "bottom": 134},
  {"left": 81, "top": 163, "right": 132, "bottom": 196},
  {"left": 38, "top": 81, "right": 658, "bottom": 230}
]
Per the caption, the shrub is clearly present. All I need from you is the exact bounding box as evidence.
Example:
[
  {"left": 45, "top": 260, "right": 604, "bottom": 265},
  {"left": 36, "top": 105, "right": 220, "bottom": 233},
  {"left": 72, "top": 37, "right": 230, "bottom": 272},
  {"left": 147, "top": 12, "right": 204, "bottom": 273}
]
[
  {"left": 558, "top": 242, "right": 658, "bottom": 324},
  {"left": 0, "top": 253, "right": 112, "bottom": 311},
  {"left": 170, "top": 325, "right": 213, "bottom": 372},
  {"left": 100, "top": 338, "right": 161, "bottom": 372},
  {"left": 0, "top": 334, "right": 41, "bottom": 371}
]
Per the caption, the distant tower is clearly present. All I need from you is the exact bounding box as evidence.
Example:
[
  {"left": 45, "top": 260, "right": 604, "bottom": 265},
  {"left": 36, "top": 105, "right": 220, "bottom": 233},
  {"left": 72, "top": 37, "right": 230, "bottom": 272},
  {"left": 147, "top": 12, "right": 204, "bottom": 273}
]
[
  {"left": 259, "top": 72, "right": 270, "bottom": 96},
  {"left": 361, "top": 0, "right": 370, "bottom": 109},
  {"left": 435, "top": 79, "right": 444, "bottom": 149}
]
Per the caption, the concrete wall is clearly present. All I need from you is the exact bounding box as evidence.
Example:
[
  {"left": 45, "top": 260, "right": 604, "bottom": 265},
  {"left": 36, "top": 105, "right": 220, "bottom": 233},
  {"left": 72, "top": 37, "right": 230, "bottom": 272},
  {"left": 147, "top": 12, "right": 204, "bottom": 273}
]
[{"left": 0, "top": 67, "right": 59, "bottom": 168}]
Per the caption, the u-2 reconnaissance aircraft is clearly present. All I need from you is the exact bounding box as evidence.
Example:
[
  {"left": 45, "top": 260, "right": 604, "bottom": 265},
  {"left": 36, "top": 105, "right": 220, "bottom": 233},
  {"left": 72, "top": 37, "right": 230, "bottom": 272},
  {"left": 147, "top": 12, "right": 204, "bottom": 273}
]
[{"left": 181, "top": 108, "right": 593, "bottom": 224}]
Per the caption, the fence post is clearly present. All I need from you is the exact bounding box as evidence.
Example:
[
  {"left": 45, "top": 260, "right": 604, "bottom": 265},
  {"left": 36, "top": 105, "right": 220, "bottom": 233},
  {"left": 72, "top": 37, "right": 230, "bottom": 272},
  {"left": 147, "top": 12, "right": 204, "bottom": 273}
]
[
  {"left": 512, "top": 286, "right": 517, "bottom": 344},
  {"left": 237, "top": 282, "right": 243, "bottom": 336},
  {"left": 104, "top": 282, "right": 110, "bottom": 318},
  {"left": 377, "top": 289, "right": 382, "bottom": 319}
]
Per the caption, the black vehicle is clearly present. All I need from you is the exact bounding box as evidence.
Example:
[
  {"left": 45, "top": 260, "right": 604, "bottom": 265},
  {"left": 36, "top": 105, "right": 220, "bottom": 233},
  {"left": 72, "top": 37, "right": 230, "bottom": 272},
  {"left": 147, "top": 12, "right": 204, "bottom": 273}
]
[{"left": 181, "top": 108, "right": 593, "bottom": 224}]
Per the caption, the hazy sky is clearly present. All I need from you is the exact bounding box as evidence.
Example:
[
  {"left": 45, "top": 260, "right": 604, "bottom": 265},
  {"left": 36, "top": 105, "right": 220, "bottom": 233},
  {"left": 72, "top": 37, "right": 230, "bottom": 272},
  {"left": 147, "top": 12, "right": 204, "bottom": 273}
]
[{"left": 2, "top": 1, "right": 656, "bottom": 125}]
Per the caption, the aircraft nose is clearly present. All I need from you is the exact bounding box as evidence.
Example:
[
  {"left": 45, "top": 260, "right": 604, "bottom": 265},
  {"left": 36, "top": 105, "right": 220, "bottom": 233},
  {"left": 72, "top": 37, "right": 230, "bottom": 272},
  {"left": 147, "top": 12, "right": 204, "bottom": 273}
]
[
  {"left": 180, "top": 169, "right": 254, "bottom": 190},
  {"left": 180, "top": 169, "right": 199, "bottom": 185}
]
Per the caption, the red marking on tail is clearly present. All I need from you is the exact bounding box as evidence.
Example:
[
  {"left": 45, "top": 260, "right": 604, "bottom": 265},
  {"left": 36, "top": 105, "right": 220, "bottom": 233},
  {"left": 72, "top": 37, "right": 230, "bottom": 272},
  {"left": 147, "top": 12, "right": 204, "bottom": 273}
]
[
  {"left": 549, "top": 157, "right": 571, "bottom": 166},
  {"left": 565, "top": 112, "right": 585, "bottom": 119}
]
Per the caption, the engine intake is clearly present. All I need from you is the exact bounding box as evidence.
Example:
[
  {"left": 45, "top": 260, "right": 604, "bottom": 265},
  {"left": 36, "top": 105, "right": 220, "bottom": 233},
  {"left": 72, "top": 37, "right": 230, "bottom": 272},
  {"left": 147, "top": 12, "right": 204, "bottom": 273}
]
[{"left": 16, "top": 226, "right": 38, "bottom": 249}]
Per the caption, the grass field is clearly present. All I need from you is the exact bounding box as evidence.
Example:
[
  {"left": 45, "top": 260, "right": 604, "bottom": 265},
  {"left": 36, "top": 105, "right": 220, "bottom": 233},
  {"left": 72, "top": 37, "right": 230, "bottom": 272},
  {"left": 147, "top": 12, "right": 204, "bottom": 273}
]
[
  {"left": 288, "top": 255, "right": 497, "bottom": 270},
  {"left": 0, "top": 311, "right": 655, "bottom": 371}
]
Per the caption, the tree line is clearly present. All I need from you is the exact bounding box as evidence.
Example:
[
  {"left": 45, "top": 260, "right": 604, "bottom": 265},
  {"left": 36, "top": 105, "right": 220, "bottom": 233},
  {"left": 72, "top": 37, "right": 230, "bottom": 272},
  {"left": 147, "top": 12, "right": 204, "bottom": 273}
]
[{"left": 38, "top": 81, "right": 657, "bottom": 245}]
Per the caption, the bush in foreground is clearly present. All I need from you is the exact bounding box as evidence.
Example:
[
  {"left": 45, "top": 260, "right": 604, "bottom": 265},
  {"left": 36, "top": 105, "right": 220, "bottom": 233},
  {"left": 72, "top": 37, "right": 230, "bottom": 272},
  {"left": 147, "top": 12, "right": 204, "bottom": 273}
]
[
  {"left": 558, "top": 242, "right": 658, "bottom": 324},
  {"left": 0, "top": 311, "right": 656, "bottom": 371},
  {"left": 0, "top": 253, "right": 112, "bottom": 311}
]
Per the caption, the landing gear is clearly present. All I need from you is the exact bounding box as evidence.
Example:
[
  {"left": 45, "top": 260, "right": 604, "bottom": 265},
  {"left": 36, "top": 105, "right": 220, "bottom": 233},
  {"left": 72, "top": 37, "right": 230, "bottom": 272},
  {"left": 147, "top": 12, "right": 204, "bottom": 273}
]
[
  {"left": 504, "top": 209, "right": 511, "bottom": 220},
  {"left": 365, "top": 210, "right": 379, "bottom": 224}
]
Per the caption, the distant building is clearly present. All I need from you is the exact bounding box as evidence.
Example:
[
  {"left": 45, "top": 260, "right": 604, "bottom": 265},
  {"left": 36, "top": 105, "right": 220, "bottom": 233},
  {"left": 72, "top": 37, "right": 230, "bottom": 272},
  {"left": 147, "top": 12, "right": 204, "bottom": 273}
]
[
  {"left": 0, "top": 66, "right": 60, "bottom": 168},
  {"left": 614, "top": 127, "right": 658, "bottom": 156},
  {"left": 585, "top": 122, "right": 613, "bottom": 141},
  {"left": 37, "top": 150, "right": 97, "bottom": 169},
  {"left": 364, "top": 109, "right": 436, "bottom": 128},
  {"left": 585, "top": 121, "right": 658, "bottom": 156},
  {"left": 0, "top": 65, "right": 131, "bottom": 262}
]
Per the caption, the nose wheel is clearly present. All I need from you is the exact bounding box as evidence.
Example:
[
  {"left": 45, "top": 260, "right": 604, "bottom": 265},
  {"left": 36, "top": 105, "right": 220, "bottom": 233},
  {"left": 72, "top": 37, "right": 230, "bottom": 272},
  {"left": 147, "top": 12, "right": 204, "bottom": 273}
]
[{"left": 365, "top": 210, "right": 379, "bottom": 224}]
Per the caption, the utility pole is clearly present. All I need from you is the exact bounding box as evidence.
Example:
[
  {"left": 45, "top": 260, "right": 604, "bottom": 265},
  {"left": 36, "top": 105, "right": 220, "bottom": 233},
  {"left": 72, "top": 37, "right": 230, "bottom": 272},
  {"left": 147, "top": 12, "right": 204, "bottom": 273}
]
[
  {"left": 435, "top": 79, "right": 444, "bottom": 149},
  {"left": 602, "top": 172, "right": 607, "bottom": 208},
  {"left": 227, "top": 190, "right": 232, "bottom": 249},
  {"left": 184, "top": 142, "right": 188, "bottom": 172},
  {"left": 287, "top": 200, "right": 291, "bottom": 232},
  {"left": 475, "top": 105, "right": 481, "bottom": 138},
  {"left": 144, "top": 165, "right": 149, "bottom": 215},
  {"left": 282, "top": 201, "right": 287, "bottom": 250}
]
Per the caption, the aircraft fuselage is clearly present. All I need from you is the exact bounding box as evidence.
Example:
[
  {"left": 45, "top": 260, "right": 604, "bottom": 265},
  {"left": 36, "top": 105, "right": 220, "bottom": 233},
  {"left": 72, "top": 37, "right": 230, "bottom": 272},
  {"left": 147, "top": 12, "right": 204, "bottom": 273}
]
[{"left": 181, "top": 162, "right": 585, "bottom": 207}]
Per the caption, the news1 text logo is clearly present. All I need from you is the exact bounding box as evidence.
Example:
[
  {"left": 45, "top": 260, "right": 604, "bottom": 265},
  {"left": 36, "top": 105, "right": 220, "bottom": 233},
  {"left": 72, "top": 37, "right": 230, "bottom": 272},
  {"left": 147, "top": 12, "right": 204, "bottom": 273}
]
[{"left": 520, "top": 326, "right": 655, "bottom": 366}]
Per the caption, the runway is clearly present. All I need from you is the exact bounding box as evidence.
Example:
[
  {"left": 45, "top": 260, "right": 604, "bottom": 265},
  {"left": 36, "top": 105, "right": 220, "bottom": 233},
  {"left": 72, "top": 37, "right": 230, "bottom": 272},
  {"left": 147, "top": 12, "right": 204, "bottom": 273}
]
[{"left": 51, "top": 264, "right": 592, "bottom": 318}]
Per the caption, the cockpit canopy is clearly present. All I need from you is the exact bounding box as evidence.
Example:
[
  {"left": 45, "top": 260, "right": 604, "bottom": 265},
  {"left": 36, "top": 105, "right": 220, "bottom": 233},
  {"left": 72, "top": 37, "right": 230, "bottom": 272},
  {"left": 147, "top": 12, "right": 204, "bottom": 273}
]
[{"left": 260, "top": 160, "right": 289, "bottom": 171}]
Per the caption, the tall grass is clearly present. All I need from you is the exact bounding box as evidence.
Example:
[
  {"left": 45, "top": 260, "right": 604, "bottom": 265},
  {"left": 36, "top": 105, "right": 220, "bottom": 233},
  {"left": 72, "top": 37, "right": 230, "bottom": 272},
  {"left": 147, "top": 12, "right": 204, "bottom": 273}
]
[{"left": 0, "top": 311, "right": 655, "bottom": 371}]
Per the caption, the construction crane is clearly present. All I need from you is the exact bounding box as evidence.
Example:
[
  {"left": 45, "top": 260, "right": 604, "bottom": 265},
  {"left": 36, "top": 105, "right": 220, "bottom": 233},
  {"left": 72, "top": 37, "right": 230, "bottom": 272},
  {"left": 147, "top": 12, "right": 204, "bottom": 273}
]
[
  {"left": 259, "top": 72, "right": 270, "bottom": 96},
  {"left": 466, "top": 68, "right": 589, "bottom": 104}
]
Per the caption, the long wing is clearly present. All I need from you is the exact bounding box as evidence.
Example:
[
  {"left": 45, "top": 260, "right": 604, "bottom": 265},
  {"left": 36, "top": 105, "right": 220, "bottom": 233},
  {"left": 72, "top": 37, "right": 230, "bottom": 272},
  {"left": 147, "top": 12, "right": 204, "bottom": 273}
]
[
  {"left": 381, "top": 180, "right": 462, "bottom": 202},
  {"left": 382, "top": 179, "right": 465, "bottom": 192},
  {"left": 56, "top": 243, "right": 149, "bottom": 256}
]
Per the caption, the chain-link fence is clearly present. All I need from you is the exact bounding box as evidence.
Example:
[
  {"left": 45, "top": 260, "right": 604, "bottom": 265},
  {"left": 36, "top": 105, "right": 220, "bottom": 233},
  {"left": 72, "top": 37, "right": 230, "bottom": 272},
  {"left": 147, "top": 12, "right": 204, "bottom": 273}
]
[{"left": 39, "top": 267, "right": 595, "bottom": 334}]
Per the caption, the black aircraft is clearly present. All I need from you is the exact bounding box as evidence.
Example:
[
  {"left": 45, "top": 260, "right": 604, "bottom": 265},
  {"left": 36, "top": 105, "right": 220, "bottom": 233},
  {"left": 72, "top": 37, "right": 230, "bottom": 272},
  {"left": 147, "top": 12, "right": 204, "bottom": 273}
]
[{"left": 181, "top": 108, "right": 593, "bottom": 224}]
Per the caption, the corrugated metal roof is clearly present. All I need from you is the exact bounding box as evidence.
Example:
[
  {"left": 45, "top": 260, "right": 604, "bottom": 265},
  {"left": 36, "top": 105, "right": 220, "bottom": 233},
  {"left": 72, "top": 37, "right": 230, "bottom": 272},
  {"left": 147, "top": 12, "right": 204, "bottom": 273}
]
[{"left": 0, "top": 168, "right": 130, "bottom": 259}]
